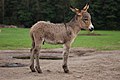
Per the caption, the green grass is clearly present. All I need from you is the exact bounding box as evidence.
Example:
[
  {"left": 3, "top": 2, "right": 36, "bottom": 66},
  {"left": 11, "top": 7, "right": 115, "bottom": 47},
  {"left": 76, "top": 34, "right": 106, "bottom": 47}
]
[
  {"left": 0, "top": 28, "right": 120, "bottom": 50},
  {"left": 0, "top": 28, "right": 30, "bottom": 50},
  {"left": 73, "top": 31, "right": 120, "bottom": 50}
]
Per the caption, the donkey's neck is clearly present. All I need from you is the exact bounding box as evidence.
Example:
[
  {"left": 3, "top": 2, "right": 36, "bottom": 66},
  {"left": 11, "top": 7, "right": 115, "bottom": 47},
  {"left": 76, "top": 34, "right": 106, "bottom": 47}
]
[{"left": 67, "top": 15, "right": 81, "bottom": 34}]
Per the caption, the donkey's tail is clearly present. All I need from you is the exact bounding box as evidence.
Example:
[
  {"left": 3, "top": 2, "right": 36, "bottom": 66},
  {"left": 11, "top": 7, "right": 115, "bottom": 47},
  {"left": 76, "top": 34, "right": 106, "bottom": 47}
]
[{"left": 30, "top": 32, "right": 35, "bottom": 53}]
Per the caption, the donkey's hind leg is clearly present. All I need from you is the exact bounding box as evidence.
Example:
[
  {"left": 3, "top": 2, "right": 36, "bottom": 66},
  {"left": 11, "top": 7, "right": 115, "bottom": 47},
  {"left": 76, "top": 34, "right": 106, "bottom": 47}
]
[
  {"left": 30, "top": 41, "right": 36, "bottom": 72},
  {"left": 34, "top": 38, "right": 43, "bottom": 73},
  {"left": 34, "top": 47, "right": 42, "bottom": 73}
]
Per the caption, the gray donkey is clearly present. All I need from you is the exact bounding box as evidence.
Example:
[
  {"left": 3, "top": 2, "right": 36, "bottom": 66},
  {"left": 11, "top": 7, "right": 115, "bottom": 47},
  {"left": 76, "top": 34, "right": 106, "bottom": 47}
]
[{"left": 30, "top": 4, "right": 94, "bottom": 73}]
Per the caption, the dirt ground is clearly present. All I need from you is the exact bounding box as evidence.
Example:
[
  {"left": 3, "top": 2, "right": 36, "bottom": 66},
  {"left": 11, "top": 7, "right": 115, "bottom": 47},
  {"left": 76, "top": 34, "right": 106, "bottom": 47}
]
[{"left": 0, "top": 48, "right": 120, "bottom": 80}]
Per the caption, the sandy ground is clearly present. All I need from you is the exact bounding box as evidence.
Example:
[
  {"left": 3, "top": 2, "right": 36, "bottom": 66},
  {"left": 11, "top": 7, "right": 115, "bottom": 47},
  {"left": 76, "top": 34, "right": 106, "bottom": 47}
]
[{"left": 0, "top": 48, "right": 120, "bottom": 80}]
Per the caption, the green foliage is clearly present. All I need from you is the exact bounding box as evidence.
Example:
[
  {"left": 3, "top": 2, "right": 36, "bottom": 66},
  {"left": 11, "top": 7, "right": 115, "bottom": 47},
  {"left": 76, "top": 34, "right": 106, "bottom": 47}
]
[
  {"left": 17, "top": 10, "right": 33, "bottom": 27},
  {"left": 0, "top": 28, "right": 120, "bottom": 50},
  {"left": 90, "top": 0, "right": 119, "bottom": 30},
  {"left": 0, "top": 0, "right": 120, "bottom": 30}
]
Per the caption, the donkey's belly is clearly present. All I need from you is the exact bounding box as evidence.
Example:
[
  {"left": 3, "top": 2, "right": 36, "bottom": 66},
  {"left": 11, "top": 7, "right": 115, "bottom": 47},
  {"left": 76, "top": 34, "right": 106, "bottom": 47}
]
[
  {"left": 44, "top": 38, "right": 65, "bottom": 44},
  {"left": 43, "top": 32, "right": 66, "bottom": 44}
]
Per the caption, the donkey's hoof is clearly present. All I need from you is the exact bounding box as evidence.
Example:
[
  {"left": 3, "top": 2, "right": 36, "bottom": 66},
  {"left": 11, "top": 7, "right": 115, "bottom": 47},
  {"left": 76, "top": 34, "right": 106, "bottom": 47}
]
[
  {"left": 30, "top": 66, "right": 36, "bottom": 72},
  {"left": 37, "top": 70, "right": 42, "bottom": 73},
  {"left": 35, "top": 66, "right": 42, "bottom": 73},
  {"left": 63, "top": 65, "right": 69, "bottom": 73},
  {"left": 64, "top": 69, "right": 69, "bottom": 73},
  {"left": 31, "top": 69, "right": 36, "bottom": 72}
]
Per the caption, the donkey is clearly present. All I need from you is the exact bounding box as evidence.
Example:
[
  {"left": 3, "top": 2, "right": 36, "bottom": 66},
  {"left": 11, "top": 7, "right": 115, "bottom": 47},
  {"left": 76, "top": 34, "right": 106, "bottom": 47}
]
[{"left": 30, "top": 4, "right": 94, "bottom": 73}]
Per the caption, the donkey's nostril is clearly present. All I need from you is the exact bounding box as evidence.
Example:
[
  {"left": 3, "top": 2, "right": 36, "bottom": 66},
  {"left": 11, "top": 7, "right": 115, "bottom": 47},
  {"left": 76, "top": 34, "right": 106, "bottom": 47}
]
[
  {"left": 89, "top": 27, "right": 94, "bottom": 31},
  {"left": 89, "top": 23, "right": 94, "bottom": 32}
]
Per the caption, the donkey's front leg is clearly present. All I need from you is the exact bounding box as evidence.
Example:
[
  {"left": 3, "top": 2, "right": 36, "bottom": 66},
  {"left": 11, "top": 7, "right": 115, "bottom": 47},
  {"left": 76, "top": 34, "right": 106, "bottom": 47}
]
[{"left": 62, "top": 43, "right": 70, "bottom": 73}]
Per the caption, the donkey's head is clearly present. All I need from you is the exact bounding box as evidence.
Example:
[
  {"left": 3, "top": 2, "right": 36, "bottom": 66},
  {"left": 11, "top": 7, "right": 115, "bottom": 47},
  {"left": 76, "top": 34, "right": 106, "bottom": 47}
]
[{"left": 70, "top": 4, "right": 94, "bottom": 32}]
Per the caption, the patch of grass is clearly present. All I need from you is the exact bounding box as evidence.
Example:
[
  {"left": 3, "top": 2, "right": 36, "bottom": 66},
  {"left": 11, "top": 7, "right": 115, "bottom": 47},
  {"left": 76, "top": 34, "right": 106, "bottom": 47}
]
[
  {"left": 73, "top": 31, "right": 120, "bottom": 50},
  {"left": 0, "top": 28, "right": 120, "bottom": 50},
  {"left": 0, "top": 28, "right": 31, "bottom": 50}
]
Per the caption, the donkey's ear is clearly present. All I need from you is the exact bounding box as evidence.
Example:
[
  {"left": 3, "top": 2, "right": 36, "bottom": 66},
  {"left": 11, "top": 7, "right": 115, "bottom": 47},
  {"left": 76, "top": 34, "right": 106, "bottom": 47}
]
[
  {"left": 83, "top": 3, "right": 89, "bottom": 12},
  {"left": 70, "top": 6, "right": 76, "bottom": 12},
  {"left": 70, "top": 6, "right": 81, "bottom": 16}
]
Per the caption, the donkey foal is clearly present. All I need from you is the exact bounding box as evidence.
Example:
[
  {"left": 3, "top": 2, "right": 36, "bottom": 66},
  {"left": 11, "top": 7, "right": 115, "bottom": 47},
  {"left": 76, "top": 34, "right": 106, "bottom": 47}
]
[{"left": 30, "top": 4, "right": 94, "bottom": 73}]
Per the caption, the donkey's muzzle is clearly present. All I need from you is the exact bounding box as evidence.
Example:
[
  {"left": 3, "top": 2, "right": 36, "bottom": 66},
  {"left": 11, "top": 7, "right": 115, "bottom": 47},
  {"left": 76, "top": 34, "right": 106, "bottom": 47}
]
[{"left": 89, "top": 27, "right": 94, "bottom": 32}]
